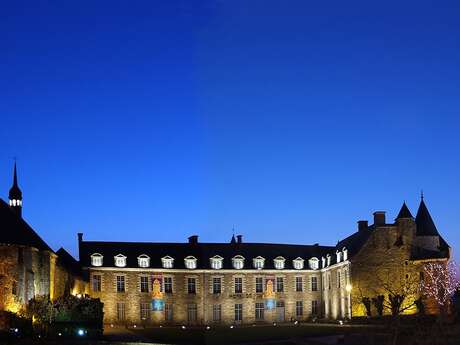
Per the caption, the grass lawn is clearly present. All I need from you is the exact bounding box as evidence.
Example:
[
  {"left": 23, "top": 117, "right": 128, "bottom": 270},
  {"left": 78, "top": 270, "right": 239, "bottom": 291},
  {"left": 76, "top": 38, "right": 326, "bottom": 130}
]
[{"left": 129, "top": 323, "right": 383, "bottom": 345}]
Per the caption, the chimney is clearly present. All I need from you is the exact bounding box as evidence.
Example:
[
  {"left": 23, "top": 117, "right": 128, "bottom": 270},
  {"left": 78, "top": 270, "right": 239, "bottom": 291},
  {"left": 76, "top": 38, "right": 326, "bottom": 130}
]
[
  {"left": 358, "top": 220, "right": 368, "bottom": 232},
  {"left": 373, "top": 211, "right": 386, "bottom": 226},
  {"left": 78, "top": 233, "right": 83, "bottom": 243},
  {"left": 188, "top": 235, "right": 199, "bottom": 244},
  {"left": 237, "top": 235, "right": 243, "bottom": 244}
]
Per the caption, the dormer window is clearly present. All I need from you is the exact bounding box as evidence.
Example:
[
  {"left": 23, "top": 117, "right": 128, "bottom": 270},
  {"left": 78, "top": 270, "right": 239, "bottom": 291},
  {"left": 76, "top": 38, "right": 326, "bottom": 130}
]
[
  {"left": 161, "top": 256, "right": 174, "bottom": 269},
  {"left": 321, "top": 257, "right": 326, "bottom": 269},
  {"left": 210, "top": 255, "right": 224, "bottom": 270},
  {"left": 253, "top": 256, "right": 265, "bottom": 269},
  {"left": 336, "top": 250, "right": 342, "bottom": 263},
  {"left": 232, "top": 255, "right": 245, "bottom": 269},
  {"left": 184, "top": 256, "right": 197, "bottom": 269},
  {"left": 326, "top": 254, "right": 331, "bottom": 267},
  {"left": 91, "top": 253, "right": 103, "bottom": 267},
  {"left": 274, "top": 256, "right": 285, "bottom": 270},
  {"left": 309, "top": 257, "right": 319, "bottom": 270},
  {"left": 342, "top": 247, "right": 348, "bottom": 261},
  {"left": 293, "top": 257, "right": 304, "bottom": 270},
  {"left": 114, "top": 254, "right": 127, "bottom": 267},
  {"left": 137, "top": 254, "right": 150, "bottom": 268}
]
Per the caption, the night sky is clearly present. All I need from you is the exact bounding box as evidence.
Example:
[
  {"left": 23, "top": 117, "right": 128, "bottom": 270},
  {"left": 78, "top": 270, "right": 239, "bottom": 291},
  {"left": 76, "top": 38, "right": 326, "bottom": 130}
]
[{"left": 1, "top": 1, "right": 459, "bottom": 261}]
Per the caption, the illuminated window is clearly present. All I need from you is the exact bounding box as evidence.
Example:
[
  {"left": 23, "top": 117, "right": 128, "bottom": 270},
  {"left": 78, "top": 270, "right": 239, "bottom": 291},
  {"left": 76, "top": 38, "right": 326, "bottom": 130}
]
[
  {"left": 137, "top": 254, "right": 150, "bottom": 268},
  {"left": 210, "top": 255, "right": 223, "bottom": 270},
  {"left": 114, "top": 254, "right": 127, "bottom": 267},
  {"left": 232, "top": 255, "right": 245, "bottom": 269},
  {"left": 342, "top": 247, "right": 348, "bottom": 261},
  {"left": 309, "top": 257, "right": 319, "bottom": 270},
  {"left": 274, "top": 256, "right": 285, "bottom": 270},
  {"left": 253, "top": 256, "right": 265, "bottom": 269},
  {"left": 293, "top": 257, "right": 304, "bottom": 270},
  {"left": 91, "top": 253, "right": 103, "bottom": 267},
  {"left": 161, "top": 256, "right": 174, "bottom": 269},
  {"left": 184, "top": 256, "right": 197, "bottom": 269}
]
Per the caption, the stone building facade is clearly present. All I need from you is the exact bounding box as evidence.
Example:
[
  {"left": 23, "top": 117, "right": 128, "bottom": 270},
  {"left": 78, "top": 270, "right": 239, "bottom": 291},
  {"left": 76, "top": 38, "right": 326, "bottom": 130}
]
[
  {"left": 0, "top": 164, "right": 88, "bottom": 316},
  {"left": 79, "top": 198, "right": 450, "bottom": 325}
]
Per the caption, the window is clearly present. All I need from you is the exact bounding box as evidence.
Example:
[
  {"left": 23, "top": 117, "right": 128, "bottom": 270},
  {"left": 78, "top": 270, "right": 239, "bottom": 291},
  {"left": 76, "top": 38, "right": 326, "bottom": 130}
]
[
  {"left": 232, "top": 255, "right": 245, "bottom": 269},
  {"left": 187, "top": 304, "right": 197, "bottom": 322},
  {"left": 311, "top": 300, "right": 318, "bottom": 315},
  {"left": 164, "top": 277, "right": 173, "bottom": 293},
  {"left": 140, "top": 276, "right": 149, "bottom": 293},
  {"left": 138, "top": 254, "right": 150, "bottom": 268},
  {"left": 212, "top": 304, "right": 221, "bottom": 322},
  {"left": 212, "top": 277, "right": 221, "bottom": 294},
  {"left": 165, "top": 303, "right": 173, "bottom": 321},
  {"left": 117, "top": 302, "right": 125, "bottom": 321},
  {"left": 92, "top": 274, "right": 101, "bottom": 292},
  {"left": 234, "top": 277, "right": 243, "bottom": 293},
  {"left": 253, "top": 256, "right": 265, "bottom": 269},
  {"left": 161, "top": 256, "right": 174, "bottom": 269},
  {"left": 274, "top": 256, "right": 285, "bottom": 270},
  {"left": 295, "top": 277, "right": 303, "bottom": 292},
  {"left": 116, "top": 275, "right": 125, "bottom": 293},
  {"left": 311, "top": 276, "right": 318, "bottom": 291},
  {"left": 337, "top": 271, "right": 341, "bottom": 288},
  {"left": 185, "top": 256, "right": 197, "bottom": 270},
  {"left": 293, "top": 257, "right": 304, "bottom": 270},
  {"left": 336, "top": 250, "right": 342, "bottom": 263},
  {"left": 91, "top": 253, "right": 103, "bottom": 267},
  {"left": 114, "top": 254, "right": 127, "bottom": 267},
  {"left": 234, "top": 303, "right": 243, "bottom": 322},
  {"left": 255, "top": 302, "right": 264, "bottom": 320},
  {"left": 140, "top": 302, "right": 150, "bottom": 320},
  {"left": 255, "top": 277, "right": 263, "bottom": 293},
  {"left": 309, "top": 257, "right": 319, "bottom": 270},
  {"left": 276, "top": 277, "right": 284, "bottom": 292},
  {"left": 210, "top": 255, "right": 223, "bottom": 270},
  {"left": 187, "top": 278, "right": 196, "bottom": 294},
  {"left": 296, "top": 301, "right": 303, "bottom": 317}
]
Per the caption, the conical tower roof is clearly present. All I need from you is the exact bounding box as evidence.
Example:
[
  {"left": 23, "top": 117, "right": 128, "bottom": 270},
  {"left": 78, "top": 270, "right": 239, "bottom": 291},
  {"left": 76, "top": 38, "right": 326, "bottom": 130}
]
[
  {"left": 415, "top": 199, "right": 439, "bottom": 236},
  {"left": 396, "top": 202, "right": 413, "bottom": 220}
]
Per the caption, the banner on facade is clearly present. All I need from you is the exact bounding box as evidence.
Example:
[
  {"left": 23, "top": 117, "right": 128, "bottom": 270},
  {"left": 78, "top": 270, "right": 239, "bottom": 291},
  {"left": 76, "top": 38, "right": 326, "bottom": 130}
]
[
  {"left": 264, "top": 275, "right": 275, "bottom": 310},
  {"left": 151, "top": 274, "right": 164, "bottom": 311}
]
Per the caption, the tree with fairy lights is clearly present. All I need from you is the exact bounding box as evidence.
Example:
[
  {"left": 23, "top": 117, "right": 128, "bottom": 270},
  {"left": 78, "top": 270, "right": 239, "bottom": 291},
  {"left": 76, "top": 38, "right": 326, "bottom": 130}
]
[{"left": 421, "top": 261, "right": 460, "bottom": 316}]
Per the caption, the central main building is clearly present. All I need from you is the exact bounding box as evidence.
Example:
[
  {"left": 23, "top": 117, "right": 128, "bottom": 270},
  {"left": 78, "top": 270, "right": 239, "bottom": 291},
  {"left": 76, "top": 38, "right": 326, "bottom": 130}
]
[{"left": 79, "top": 200, "right": 450, "bottom": 325}]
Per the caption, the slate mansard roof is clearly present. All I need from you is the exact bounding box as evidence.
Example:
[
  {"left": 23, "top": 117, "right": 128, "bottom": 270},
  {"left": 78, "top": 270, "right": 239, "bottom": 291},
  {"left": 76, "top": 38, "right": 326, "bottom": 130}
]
[
  {"left": 79, "top": 238, "right": 336, "bottom": 270},
  {"left": 0, "top": 198, "right": 53, "bottom": 252}
]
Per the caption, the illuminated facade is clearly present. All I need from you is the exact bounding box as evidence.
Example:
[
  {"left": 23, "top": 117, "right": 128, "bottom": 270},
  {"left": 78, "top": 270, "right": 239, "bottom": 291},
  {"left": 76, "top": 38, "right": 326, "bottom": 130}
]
[
  {"left": 0, "top": 164, "right": 88, "bottom": 318},
  {"left": 79, "top": 197, "right": 450, "bottom": 325}
]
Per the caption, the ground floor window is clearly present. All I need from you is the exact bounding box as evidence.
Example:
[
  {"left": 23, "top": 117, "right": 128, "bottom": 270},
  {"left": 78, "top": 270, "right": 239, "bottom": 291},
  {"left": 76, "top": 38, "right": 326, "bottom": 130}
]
[
  {"left": 165, "top": 303, "right": 173, "bottom": 321},
  {"left": 255, "top": 302, "right": 264, "bottom": 320},
  {"left": 140, "top": 302, "right": 150, "bottom": 320},
  {"left": 234, "top": 303, "right": 243, "bottom": 322},
  {"left": 212, "top": 304, "right": 222, "bottom": 322},
  {"left": 312, "top": 300, "right": 318, "bottom": 315},
  {"left": 117, "top": 302, "right": 126, "bottom": 321},
  {"left": 187, "top": 303, "right": 197, "bottom": 322},
  {"left": 296, "top": 301, "right": 303, "bottom": 317}
]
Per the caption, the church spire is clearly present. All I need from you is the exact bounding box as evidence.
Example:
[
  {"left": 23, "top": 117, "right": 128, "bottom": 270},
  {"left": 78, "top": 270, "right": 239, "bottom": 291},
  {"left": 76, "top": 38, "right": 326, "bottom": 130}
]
[{"left": 8, "top": 161, "right": 23, "bottom": 217}]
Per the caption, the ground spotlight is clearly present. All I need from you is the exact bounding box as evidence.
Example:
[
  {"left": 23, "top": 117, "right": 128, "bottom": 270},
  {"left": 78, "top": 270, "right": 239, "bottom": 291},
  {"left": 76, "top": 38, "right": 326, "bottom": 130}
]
[{"left": 77, "top": 329, "right": 85, "bottom": 336}]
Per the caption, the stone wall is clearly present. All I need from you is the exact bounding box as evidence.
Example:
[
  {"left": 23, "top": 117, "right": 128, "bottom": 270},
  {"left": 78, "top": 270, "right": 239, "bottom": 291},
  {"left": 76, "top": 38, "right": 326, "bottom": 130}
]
[{"left": 87, "top": 264, "right": 351, "bottom": 325}]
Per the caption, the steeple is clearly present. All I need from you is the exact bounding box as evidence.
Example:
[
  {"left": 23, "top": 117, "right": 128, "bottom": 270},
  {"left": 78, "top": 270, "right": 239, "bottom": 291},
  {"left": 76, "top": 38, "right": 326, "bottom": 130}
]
[
  {"left": 8, "top": 161, "right": 23, "bottom": 217},
  {"left": 415, "top": 196, "right": 439, "bottom": 236},
  {"left": 395, "top": 201, "right": 413, "bottom": 220}
]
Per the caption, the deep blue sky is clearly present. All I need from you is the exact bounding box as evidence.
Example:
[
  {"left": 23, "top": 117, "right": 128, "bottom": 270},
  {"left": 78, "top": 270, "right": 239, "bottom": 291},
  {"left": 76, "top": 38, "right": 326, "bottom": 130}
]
[{"left": 1, "top": 1, "right": 459, "bottom": 260}]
